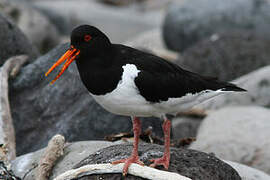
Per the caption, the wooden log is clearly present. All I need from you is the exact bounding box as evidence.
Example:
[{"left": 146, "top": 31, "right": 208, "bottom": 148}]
[
  {"left": 36, "top": 134, "right": 65, "bottom": 180},
  {"left": 0, "top": 55, "right": 28, "bottom": 162},
  {"left": 54, "top": 163, "right": 192, "bottom": 180}
]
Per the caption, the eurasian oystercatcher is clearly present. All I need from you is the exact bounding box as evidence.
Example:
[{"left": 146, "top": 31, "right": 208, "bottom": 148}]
[{"left": 45, "top": 25, "right": 246, "bottom": 175}]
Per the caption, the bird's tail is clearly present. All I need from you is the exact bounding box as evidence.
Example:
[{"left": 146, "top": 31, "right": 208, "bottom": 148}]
[{"left": 220, "top": 82, "right": 247, "bottom": 92}]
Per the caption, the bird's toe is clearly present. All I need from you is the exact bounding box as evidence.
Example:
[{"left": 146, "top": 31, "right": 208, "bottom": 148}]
[
  {"left": 149, "top": 156, "right": 169, "bottom": 169},
  {"left": 111, "top": 155, "right": 144, "bottom": 176}
]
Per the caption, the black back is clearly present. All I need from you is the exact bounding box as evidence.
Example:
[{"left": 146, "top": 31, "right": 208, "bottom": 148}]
[{"left": 112, "top": 45, "right": 245, "bottom": 103}]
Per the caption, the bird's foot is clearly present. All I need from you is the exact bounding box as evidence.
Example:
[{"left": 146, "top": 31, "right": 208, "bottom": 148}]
[
  {"left": 149, "top": 117, "right": 171, "bottom": 169},
  {"left": 112, "top": 154, "right": 144, "bottom": 176},
  {"left": 149, "top": 155, "right": 169, "bottom": 169}
]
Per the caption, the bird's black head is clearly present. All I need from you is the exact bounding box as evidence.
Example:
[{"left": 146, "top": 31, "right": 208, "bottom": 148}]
[
  {"left": 71, "top": 25, "right": 111, "bottom": 54},
  {"left": 45, "top": 25, "right": 112, "bottom": 84}
]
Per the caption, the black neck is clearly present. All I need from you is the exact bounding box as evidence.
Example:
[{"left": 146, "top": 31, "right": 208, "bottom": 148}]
[{"left": 75, "top": 46, "right": 123, "bottom": 95}]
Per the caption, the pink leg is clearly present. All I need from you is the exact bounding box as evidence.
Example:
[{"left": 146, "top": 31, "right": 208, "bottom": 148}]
[
  {"left": 150, "top": 116, "right": 171, "bottom": 169},
  {"left": 112, "top": 116, "right": 144, "bottom": 176}
]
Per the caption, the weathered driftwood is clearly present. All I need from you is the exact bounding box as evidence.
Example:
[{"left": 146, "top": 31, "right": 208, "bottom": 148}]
[
  {"left": 36, "top": 134, "right": 65, "bottom": 180},
  {"left": 54, "top": 163, "right": 192, "bottom": 180},
  {"left": 0, "top": 55, "right": 28, "bottom": 162}
]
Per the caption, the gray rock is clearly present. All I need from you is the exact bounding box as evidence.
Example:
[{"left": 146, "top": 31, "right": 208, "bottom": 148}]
[
  {"left": 195, "top": 65, "right": 270, "bottom": 110},
  {"left": 0, "top": 0, "right": 61, "bottom": 53},
  {"left": 225, "top": 160, "right": 270, "bottom": 180},
  {"left": 76, "top": 143, "right": 241, "bottom": 180},
  {"left": 176, "top": 30, "right": 270, "bottom": 81},
  {"left": 124, "top": 29, "right": 164, "bottom": 50},
  {"left": 124, "top": 29, "right": 178, "bottom": 61},
  {"left": 190, "top": 106, "right": 270, "bottom": 175},
  {"left": 33, "top": 0, "right": 163, "bottom": 42},
  {"left": 12, "top": 149, "right": 43, "bottom": 179},
  {"left": 99, "top": 0, "right": 134, "bottom": 6},
  {"left": 163, "top": 0, "right": 270, "bottom": 51},
  {"left": 9, "top": 43, "right": 163, "bottom": 156},
  {"left": 11, "top": 141, "right": 114, "bottom": 180},
  {"left": 32, "top": 6, "right": 69, "bottom": 36},
  {"left": 0, "top": 13, "right": 38, "bottom": 66},
  {"left": 172, "top": 116, "right": 202, "bottom": 139},
  {"left": 51, "top": 141, "right": 114, "bottom": 179}
]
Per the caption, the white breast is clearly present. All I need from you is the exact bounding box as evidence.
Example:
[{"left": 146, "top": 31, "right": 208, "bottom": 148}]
[{"left": 90, "top": 64, "right": 159, "bottom": 117}]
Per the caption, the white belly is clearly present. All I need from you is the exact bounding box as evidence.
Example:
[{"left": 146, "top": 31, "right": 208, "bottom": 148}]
[
  {"left": 91, "top": 90, "right": 225, "bottom": 117},
  {"left": 90, "top": 64, "right": 227, "bottom": 117},
  {"left": 91, "top": 93, "right": 157, "bottom": 117}
]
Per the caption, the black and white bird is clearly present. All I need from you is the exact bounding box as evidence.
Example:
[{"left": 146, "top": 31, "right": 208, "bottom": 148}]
[{"left": 45, "top": 25, "right": 246, "bottom": 175}]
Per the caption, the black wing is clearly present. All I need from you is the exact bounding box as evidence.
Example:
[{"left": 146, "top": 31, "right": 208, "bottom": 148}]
[{"left": 114, "top": 45, "right": 246, "bottom": 103}]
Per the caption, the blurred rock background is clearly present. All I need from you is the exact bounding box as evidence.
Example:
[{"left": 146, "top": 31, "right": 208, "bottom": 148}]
[{"left": 0, "top": 0, "right": 270, "bottom": 179}]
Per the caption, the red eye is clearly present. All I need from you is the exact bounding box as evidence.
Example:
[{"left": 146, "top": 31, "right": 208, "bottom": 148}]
[{"left": 84, "top": 35, "right": 91, "bottom": 42}]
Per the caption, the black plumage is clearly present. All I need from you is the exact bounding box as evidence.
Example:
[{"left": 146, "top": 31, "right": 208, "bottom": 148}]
[
  {"left": 70, "top": 25, "right": 245, "bottom": 102},
  {"left": 113, "top": 45, "right": 245, "bottom": 102},
  {"left": 75, "top": 40, "right": 245, "bottom": 103}
]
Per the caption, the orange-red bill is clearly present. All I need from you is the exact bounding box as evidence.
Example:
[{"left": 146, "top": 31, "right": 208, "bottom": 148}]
[{"left": 45, "top": 47, "right": 80, "bottom": 84}]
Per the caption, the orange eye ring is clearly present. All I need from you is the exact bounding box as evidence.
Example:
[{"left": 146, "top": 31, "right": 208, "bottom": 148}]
[{"left": 84, "top": 35, "right": 92, "bottom": 42}]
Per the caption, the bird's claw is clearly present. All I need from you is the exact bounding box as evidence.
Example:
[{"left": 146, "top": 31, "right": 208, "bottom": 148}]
[
  {"left": 149, "top": 156, "right": 169, "bottom": 169},
  {"left": 112, "top": 155, "right": 144, "bottom": 176}
]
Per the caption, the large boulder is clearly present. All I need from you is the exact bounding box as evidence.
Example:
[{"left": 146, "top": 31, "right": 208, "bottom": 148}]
[
  {"left": 195, "top": 65, "right": 270, "bottom": 110},
  {"left": 171, "top": 116, "right": 202, "bottom": 139},
  {"left": 0, "top": 13, "right": 39, "bottom": 66},
  {"left": 75, "top": 143, "right": 241, "bottom": 180},
  {"left": 163, "top": 0, "right": 270, "bottom": 51},
  {"left": 32, "top": 0, "right": 163, "bottom": 42},
  {"left": 177, "top": 30, "right": 270, "bottom": 81},
  {"left": 190, "top": 106, "right": 270, "bottom": 175},
  {"left": 225, "top": 160, "right": 270, "bottom": 180},
  {"left": 11, "top": 141, "right": 114, "bottom": 179},
  {"left": 11, "top": 141, "right": 241, "bottom": 180},
  {"left": 9, "top": 43, "right": 163, "bottom": 155},
  {"left": 124, "top": 29, "right": 178, "bottom": 61},
  {"left": 0, "top": 0, "right": 61, "bottom": 53}
]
